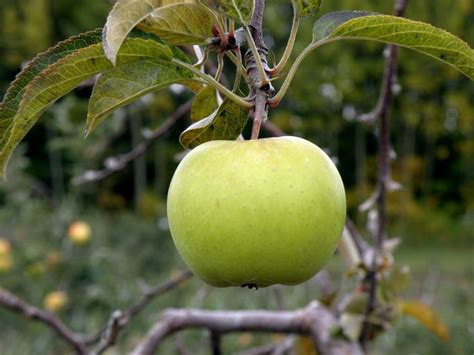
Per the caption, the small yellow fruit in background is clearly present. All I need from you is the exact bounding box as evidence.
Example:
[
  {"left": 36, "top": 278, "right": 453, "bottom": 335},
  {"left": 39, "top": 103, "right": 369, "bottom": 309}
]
[
  {"left": 0, "top": 238, "right": 11, "bottom": 255},
  {"left": 0, "top": 238, "right": 13, "bottom": 272},
  {"left": 0, "top": 255, "right": 13, "bottom": 272},
  {"left": 44, "top": 291, "right": 68, "bottom": 312},
  {"left": 67, "top": 221, "right": 91, "bottom": 246}
]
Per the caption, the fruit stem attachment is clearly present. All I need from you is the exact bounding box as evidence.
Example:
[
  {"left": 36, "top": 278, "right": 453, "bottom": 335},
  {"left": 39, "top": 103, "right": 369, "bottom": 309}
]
[{"left": 251, "top": 92, "right": 267, "bottom": 139}]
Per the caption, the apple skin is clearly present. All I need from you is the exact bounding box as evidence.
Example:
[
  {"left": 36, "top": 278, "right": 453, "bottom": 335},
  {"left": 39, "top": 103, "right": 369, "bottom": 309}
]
[
  {"left": 167, "top": 136, "right": 346, "bottom": 288},
  {"left": 67, "top": 221, "right": 91, "bottom": 246},
  {"left": 43, "top": 291, "right": 68, "bottom": 313}
]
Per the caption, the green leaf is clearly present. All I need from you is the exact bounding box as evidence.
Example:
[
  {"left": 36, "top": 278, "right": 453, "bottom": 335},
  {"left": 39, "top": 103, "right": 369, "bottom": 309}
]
[
  {"left": 199, "top": 0, "right": 254, "bottom": 24},
  {"left": 0, "top": 33, "right": 174, "bottom": 178},
  {"left": 292, "top": 0, "right": 321, "bottom": 18},
  {"left": 103, "top": 0, "right": 194, "bottom": 64},
  {"left": 0, "top": 29, "right": 102, "bottom": 148},
  {"left": 180, "top": 97, "right": 248, "bottom": 148},
  {"left": 191, "top": 86, "right": 219, "bottom": 122},
  {"left": 311, "top": 11, "right": 372, "bottom": 42},
  {"left": 312, "top": 12, "right": 474, "bottom": 80},
  {"left": 399, "top": 300, "right": 450, "bottom": 341},
  {"left": 86, "top": 59, "right": 195, "bottom": 134},
  {"left": 137, "top": 3, "right": 218, "bottom": 45}
]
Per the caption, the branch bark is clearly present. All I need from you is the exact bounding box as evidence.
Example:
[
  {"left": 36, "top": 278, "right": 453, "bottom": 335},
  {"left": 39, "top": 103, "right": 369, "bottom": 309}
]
[
  {"left": 132, "top": 301, "right": 362, "bottom": 355},
  {"left": 0, "top": 287, "right": 87, "bottom": 355},
  {"left": 359, "top": 0, "right": 408, "bottom": 347},
  {"left": 72, "top": 100, "right": 192, "bottom": 185},
  {"left": 86, "top": 270, "right": 193, "bottom": 352}
]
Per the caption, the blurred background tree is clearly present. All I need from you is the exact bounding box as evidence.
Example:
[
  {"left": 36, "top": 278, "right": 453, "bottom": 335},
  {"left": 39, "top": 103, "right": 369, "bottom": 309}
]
[{"left": 0, "top": 0, "right": 472, "bottom": 354}]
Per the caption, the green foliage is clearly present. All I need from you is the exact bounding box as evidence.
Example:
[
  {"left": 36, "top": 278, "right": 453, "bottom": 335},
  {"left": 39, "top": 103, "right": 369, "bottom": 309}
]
[
  {"left": 137, "top": 3, "right": 220, "bottom": 45},
  {"left": 0, "top": 31, "right": 187, "bottom": 177},
  {"left": 180, "top": 97, "right": 248, "bottom": 148},
  {"left": 200, "top": 0, "right": 254, "bottom": 24},
  {"left": 1, "top": 0, "right": 472, "bottom": 178},
  {"left": 103, "top": 0, "right": 195, "bottom": 64},
  {"left": 311, "top": 12, "right": 474, "bottom": 79},
  {"left": 191, "top": 86, "right": 219, "bottom": 122},
  {"left": 86, "top": 58, "right": 194, "bottom": 133},
  {"left": 0, "top": 0, "right": 52, "bottom": 69},
  {"left": 292, "top": 0, "right": 322, "bottom": 18}
]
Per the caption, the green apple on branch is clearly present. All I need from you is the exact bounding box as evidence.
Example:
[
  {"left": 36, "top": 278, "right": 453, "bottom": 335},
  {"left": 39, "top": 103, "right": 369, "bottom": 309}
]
[{"left": 167, "top": 136, "right": 346, "bottom": 288}]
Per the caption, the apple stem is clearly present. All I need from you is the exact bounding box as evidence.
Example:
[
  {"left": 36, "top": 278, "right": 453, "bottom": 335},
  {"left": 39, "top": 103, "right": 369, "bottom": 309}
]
[{"left": 251, "top": 92, "right": 267, "bottom": 139}]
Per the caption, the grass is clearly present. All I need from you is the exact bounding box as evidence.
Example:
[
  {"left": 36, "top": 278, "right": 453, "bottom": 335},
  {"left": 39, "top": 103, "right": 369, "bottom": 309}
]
[{"left": 0, "top": 202, "right": 472, "bottom": 354}]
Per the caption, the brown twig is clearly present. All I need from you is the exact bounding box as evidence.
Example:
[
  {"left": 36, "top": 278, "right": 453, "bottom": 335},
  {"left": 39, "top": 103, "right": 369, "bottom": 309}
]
[
  {"left": 359, "top": 0, "right": 409, "bottom": 347},
  {"left": 0, "top": 287, "right": 87, "bottom": 355},
  {"left": 210, "top": 330, "right": 222, "bottom": 355},
  {"left": 235, "top": 336, "right": 295, "bottom": 355},
  {"left": 72, "top": 100, "right": 192, "bottom": 185},
  {"left": 345, "top": 217, "right": 369, "bottom": 258},
  {"left": 86, "top": 270, "right": 193, "bottom": 352},
  {"left": 131, "top": 301, "right": 362, "bottom": 355},
  {"left": 126, "top": 270, "right": 193, "bottom": 321}
]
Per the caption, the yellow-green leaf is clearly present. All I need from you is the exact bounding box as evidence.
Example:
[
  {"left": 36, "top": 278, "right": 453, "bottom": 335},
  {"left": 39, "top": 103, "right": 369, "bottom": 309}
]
[
  {"left": 137, "top": 3, "right": 218, "bottom": 45},
  {"left": 86, "top": 59, "right": 194, "bottom": 134},
  {"left": 399, "top": 300, "right": 450, "bottom": 341},
  {"left": 0, "top": 29, "right": 103, "bottom": 151},
  {"left": 312, "top": 12, "right": 474, "bottom": 80},
  {"left": 199, "top": 0, "right": 254, "bottom": 24},
  {"left": 0, "top": 33, "right": 173, "bottom": 178},
  {"left": 191, "top": 86, "right": 219, "bottom": 122},
  {"left": 292, "top": 0, "right": 321, "bottom": 18},
  {"left": 180, "top": 97, "right": 248, "bottom": 148},
  {"left": 103, "top": 0, "right": 194, "bottom": 64}
]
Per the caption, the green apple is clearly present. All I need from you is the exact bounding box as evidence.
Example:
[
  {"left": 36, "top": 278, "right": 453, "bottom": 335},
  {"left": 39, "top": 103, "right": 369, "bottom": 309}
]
[{"left": 167, "top": 136, "right": 346, "bottom": 288}]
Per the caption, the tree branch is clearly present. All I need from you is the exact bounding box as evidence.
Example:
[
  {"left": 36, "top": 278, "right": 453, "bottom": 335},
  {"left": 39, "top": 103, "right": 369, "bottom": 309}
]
[
  {"left": 0, "top": 287, "right": 87, "bottom": 355},
  {"left": 72, "top": 100, "right": 193, "bottom": 186},
  {"left": 131, "top": 301, "right": 362, "bottom": 355},
  {"left": 209, "top": 330, "right": 222, "bottom": 355},
  {"left": 246, "top": 0, "right": 273, "bottom": 140},
  {"left": 87, "top": 270, "right": 193, "bottom": 352},
  {"left": 359, "top": 0, "right": 409, "bottom": 347}
]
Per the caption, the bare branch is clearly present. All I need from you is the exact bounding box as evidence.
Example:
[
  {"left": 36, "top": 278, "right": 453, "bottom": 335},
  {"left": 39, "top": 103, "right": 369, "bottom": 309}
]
[
  {"left": 344, "top": 217, "right": 369, "bottom": 257},
  {"left": 235, "top": 336, "right": 295, "bottom": 355},
  {"left": 92, "top": 310, "right": 123, "bottom": 355},
  {"left": 0, "top": 287, "right": 87, "bottom": 355},
  {"left": 126, "top": 270, "right": 194, "bottom": 321},
  {"left": 87, "top": 270, "right": 193, "bottom": 352},
  {"left": 359, "top": 0, "right": 409, "bottom": 347},
  {"left": 132, "top": 301, "right": 362, "bottom": 355},
  {"left": 72, "top": 100, "right": 192, "bottom": 185},
  {"left": 210, "top": 330, "right": 222, "bottom": 355}
]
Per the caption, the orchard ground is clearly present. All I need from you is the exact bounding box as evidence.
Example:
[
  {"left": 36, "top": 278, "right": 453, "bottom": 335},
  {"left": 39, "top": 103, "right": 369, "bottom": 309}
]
[{"left": 0, "top": 201, "right": 472, "bottom": 354}]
